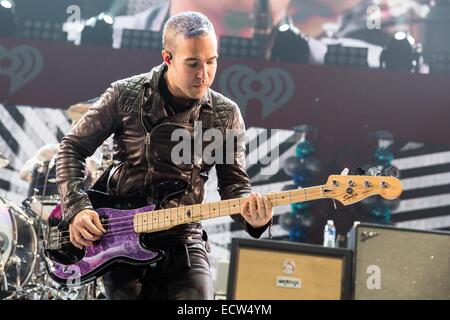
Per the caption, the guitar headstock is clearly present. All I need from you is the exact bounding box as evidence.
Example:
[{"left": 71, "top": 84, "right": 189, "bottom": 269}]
[{"left": 323, "top": 175, "right": 403, "bottom": 206}]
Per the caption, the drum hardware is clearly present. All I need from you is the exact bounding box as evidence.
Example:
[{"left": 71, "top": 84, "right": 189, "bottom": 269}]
[
  {"left": 12, "top": 256, "right": 22, "bottom": 288},
  {"left": 0, "top": 196, "right": 39, "bottom": 298},
  {"left": 23, "top": 156, "right": 60, "bottom": 224},
  {"left": 0, "top": 152, "right": 9, "bottom": 168},
  {"left": 0, "top": 235, "right": 8, "bottom": 291},
  {"left": 96, "top": 140, "right": 114, "bottom": 180},
  {"left": 0, "top": 195, "right": 106, "bottom": 300},
  {"left": 0, "top": 231, "right": 9, "bottom": 293},
  {"left": 23, "top": 196, "right": 60, "bottom": 223},
  {"left": 0, "top": 140, "right": 111, "bottom": 300}
]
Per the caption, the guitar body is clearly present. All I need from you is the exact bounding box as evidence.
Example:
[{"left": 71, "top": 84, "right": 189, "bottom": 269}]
[
  {"left": 44, "top": 182, "right": 189, "bottom": 286},
  {"left": 45, "top": 202, "right": 165, "bottom": 286}
]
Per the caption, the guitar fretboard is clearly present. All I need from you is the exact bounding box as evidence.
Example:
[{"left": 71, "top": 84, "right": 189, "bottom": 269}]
[{"left": 133, "top": 186, "right": 326, "bottom": 233}]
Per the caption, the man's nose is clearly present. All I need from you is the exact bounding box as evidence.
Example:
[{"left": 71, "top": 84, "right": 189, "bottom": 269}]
[{"left": 197, "top": 64, "right": 208, "bottom": 80}]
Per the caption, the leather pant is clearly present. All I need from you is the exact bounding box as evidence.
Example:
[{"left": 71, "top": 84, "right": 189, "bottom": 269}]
[{"left": 102, "top": 241, "right": 214, "bottom": 300}]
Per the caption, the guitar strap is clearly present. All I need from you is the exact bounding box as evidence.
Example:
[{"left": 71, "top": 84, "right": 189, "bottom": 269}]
[{"left": 188, "top": 96, "right": 224, "bottom": 192}]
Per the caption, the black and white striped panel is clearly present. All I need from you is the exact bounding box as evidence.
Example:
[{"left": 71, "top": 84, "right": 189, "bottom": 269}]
[
  {"left": 203, "top": 128, "right": 303, "bottom": 264},
  {"left": 0, "top": 104, "right": 71, "bottom": 204},
  {"left": 391, "top": 149, "right": 450, "bottom": 231}
]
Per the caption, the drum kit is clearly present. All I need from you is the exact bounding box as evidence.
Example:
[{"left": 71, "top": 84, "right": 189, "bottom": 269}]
[{"left": 0, "top": 101, "right": 109, "bottom": 300}]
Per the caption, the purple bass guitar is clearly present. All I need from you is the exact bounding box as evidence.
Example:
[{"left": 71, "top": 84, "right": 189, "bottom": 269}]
[{"left": 43, "top": 175, "right": 402, "bottom": 286}]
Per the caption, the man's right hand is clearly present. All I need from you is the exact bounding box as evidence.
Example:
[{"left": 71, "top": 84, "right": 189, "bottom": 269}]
[{"left": 69, "top": 209, "right": 106, "bottom": 249}]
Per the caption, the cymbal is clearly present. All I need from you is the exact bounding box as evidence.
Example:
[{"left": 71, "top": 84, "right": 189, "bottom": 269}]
[
  {"left": 0, "top": 152, "right": 9, "bottom": 168},
  {"left": 66, "top": 102, "right": 92, "bottom": 122}
]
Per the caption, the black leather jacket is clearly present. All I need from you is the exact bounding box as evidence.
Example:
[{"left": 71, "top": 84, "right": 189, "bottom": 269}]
[{"left": 56, "top": 63, "right": 269, "bottom": 240}]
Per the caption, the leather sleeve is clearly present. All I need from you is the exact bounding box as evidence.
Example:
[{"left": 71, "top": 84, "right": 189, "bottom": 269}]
[
  {"left": 56, "top": 85, "right": 121, "bottom": 222},
  {"left": 215, "top": 104, "right": 271, "bottom": 239}
]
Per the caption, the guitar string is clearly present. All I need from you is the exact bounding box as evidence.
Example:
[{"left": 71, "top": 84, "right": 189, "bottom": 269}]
[
  {"left": 52, "top": 188, "right": 323, "bottom": 238},
  {"left": 55, "top": 187, "right": 324, "bottom": 227}
]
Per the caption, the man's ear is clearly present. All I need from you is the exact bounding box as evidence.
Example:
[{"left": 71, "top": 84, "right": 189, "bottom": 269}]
[{"left": 162, "top": 50, "right": 172, "bottom": 65}]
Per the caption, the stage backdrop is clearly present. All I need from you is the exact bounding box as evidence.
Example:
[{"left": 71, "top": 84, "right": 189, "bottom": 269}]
[{"left": 1, "top": 37, "right": 450, "bottom": 279}]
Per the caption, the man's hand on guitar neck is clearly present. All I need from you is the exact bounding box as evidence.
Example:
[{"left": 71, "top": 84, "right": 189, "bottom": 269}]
[
  {"left": 69, "top": 209, "right": 107, "bottom": 249},
  {"left": 241, "top": 191, "right": 274, "bottom": 228}
]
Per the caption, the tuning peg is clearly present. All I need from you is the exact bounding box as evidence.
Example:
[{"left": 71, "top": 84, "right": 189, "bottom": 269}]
[
  {"left": 367, "top": 167, "right": 382, "bottom": 176},
  {"left": 349, "top": 167, "right": 366, "bottom": 176},
  {"left": 383, "top": 166, "right": 400, "bottom": 178}
]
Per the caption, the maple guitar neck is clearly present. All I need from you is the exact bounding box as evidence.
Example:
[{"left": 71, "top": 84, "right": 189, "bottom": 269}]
[
  {"left": 133, "top": 186, "right": 325, "bottom": 233},
  {"left": 132, "top": 174, "right": 403, "bottom": 234}
]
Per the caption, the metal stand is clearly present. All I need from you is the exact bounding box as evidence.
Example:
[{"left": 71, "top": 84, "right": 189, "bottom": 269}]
[{"left": 0, "top": 238, "right": 8, "bottom": 291}]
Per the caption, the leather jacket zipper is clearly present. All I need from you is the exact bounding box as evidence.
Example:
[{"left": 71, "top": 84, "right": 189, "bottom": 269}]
[
  {"left": 140, "top": 90, "right": 198, "bottom": 193},
  {"left": 140, "top": 88, "right": 154, "bottom": 188}
]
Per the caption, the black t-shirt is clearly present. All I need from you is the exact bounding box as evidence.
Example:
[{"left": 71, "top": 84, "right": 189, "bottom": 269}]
[
  {"left": 158, "top": 74, "right": 195, "bottom": 115},
  {"left": 142, "top": 72, "right": 196, "bottom": 130}
]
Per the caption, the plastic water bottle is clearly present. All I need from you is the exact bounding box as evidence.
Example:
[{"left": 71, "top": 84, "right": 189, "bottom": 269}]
[{"left": 323, "top": 220, "right": 336, "bottom": 248}]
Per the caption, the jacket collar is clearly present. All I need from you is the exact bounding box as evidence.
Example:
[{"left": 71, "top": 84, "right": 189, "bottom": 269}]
[{"left": 144, "top": 63, "right": 212, "bottom": 107}]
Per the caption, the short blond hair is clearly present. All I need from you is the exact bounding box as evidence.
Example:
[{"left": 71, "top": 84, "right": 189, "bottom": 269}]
[{"left": 162, "top": 11, "right": 216, "bottom": 53}]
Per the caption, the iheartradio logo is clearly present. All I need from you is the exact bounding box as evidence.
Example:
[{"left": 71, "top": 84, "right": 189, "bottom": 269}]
[
  {"left": 219, "top": 65, "right": 294, "bottom": 119},
  {"left": 0, "top": 45, "right": 44, "bottom": 95}
]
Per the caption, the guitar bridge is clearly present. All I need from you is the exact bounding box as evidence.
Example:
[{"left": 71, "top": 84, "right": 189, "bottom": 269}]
[{"left": 46, "top": 227, "right": 61, "bottom": 250}]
